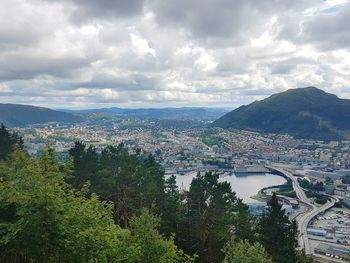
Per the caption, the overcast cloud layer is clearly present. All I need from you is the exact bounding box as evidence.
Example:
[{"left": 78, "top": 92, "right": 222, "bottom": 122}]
[{"left": 0, "top": 0, "right": 350, "bottom": 109}]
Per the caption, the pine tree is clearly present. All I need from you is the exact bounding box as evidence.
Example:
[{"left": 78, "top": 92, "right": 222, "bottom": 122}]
[
  {"left": 161, "top": 175, "right": 184, "bottom": 239},
  {"left": 68, "top": 141, "right": 99, "bottom": 189},
  {"left": 68, "top": 144, "right": 169, "bottom": 228},
  {"left": 0, "top": 148, "right": 194, "bottom": 263},
  {"left": 0, "top": 148, "right": 140, "bottom": 263},
  {"left": 184, "top": 172, "right": 246, "bottom": 263},
  {"left": 0, "top": 124, "right": 23, "bottom": 160},
  {"left": 233, "top": 201, "right": 256, "bottom": 242},
  {"left": 258, "top": 193, "right": 298, "bottom": 263}
]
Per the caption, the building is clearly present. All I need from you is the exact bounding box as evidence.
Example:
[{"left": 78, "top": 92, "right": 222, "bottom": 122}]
[
  {"left": 324, "top": 184, "right": 336, "bottom": 195},
  {"left": 314, "top": 243, "right": 350, "bottom": 261},
  {"left": 307, "top": 228, "right": 327, "bottom": 237},
  {"left": 343, "top": 196, "right": 350, "bottom": 208}
]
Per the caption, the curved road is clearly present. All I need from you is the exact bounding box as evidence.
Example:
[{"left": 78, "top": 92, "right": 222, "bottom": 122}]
[{"left": 266, "top": 165, "right": 337, "bottom": 255}]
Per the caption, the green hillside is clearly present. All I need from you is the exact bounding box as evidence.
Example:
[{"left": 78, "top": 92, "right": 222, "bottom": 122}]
[
  {"left": 0, "top": 103, "right": 82, "bottom": 127},
  {"left": 212, "top": 87, "right": 350, "bottom": 140}
]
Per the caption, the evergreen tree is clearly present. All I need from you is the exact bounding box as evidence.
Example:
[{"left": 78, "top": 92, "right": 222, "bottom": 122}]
[
  {"left": 97, "top": 144, "right": 142, "bottom": 227},
  {"left": 0, "top": 149, "right": 140, "bottom": 263},
  {"left": 68, "top": 144, "right": 169, "bottom": 228},
  {"left": 258, "top": 193, "right": 298, "bottom": 263},
  {"left": 161, "top": 174, "right": 185, "bottom": 239},
  {"left": 68, "top": 141, "right": 99, "bottom": 189},
  {"left": 0, "top": 124, "right": 23, "bottom": 160},
  {"left": 233, "top": 201, "right": 256, "bottom": 242},
  {"left": 0, "top": 148, "right": 194, "bottom": 263},
  {"left": 184, "top": 172, "right": 247, "bottom": 263},
  {"left": 135, "top": 155, "right": 166, "bottom": 215}
]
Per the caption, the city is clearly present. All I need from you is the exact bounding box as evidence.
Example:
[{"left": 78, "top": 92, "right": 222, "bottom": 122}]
[
  {"left": 1, "top": 0, "right": 350, "bottom": 262},
  {"left": 17, "top": 116, "right": 350, "bottom": 262}
]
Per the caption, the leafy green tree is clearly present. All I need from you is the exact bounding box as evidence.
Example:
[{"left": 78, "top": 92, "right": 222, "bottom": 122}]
[
  {"left": 68, "top": 144, "right": 169, "bottom": 228},
  {"left": 258, "top": 193, "right": 298, "bottom": 263},
  {"left": 0, "top": 124, "right": 23, "bottom": 160},
  {"left": 135, "top": 155, "right": 166, "bottom": 214},
  {"left": 130, "top": 209, "right": 194, "bottom": 263},
  {"left": 161, "top": 175, "right": 186, "bottom": 240},
  {"left": 68, "top": 141, "right": 99, "bottom": 189},
  {"left": 222, "top": 240, "right": 272, "bottom": 263},
  {"left": 96, "top": 144, "right": 143, "bottom": 227},
  {"left": 0, "top": 149, "right": 140, "bottom": 263},
  {"left": 184, "top": 172, "right": 247, "bottom": 263},
  {"left": 94, "top": 144, "right": 137, "bottom": 198},
  {"left": 233, "top": 201, "right": 256, "bottom": 242},
  {"left": 324, "top": 176, "right": 333, "bottom": 185}
]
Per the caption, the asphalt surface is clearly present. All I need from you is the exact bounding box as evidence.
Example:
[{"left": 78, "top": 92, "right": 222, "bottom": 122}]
[{"left": 266, "top": 165, "right": 337, "bottom": 255}]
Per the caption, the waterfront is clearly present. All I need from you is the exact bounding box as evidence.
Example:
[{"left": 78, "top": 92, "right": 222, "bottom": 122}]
[{"left": 169, "top": 172, "right": 287, "bottom": 204}]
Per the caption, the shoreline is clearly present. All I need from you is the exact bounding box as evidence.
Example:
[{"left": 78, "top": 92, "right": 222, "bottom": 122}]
[{"left": 249, "top": 170, "right": 293, "bottom": 204}]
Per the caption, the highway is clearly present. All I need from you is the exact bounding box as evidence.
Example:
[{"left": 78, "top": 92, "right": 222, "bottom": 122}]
[{"left": 266, "top": 165, "right": 337, "bottom": 255}]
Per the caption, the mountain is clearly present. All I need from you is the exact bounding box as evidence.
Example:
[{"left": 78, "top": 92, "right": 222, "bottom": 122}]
[
  {"left": 0, "top": 103, "right": 82, "bottom": 127},
  {"left": 72, "top": 107, "right": 229, "bottom": 121},
  {"left": 212, "top": 87, "right": 350, "bottom": 140}
]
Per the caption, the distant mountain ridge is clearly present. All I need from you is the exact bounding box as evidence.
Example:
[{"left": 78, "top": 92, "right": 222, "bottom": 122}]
[
  {"left": 0, "top": 103, "right": 82, "bottom": 127},
  {"left": 71, "top": 107, "right": 229, "bottom": 121},
  {"left": 212, "top": 87, "right": 350, "bottom": 140}
]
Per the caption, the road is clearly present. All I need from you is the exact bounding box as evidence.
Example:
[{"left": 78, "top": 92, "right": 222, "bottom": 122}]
[
  {"left": 297, "top": 199, "right": 335, "bottom": 254},
  {"left": 266, "top": 165, "right": 336, "bottom": 255}
]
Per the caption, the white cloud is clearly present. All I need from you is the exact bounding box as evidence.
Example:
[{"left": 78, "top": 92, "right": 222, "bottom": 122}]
[
  {"left": 130, "top": 33, "right": 156, "bottom": 57},
  {"left": 194, "top": 53, "right": 217, "bottom": 72},
  {"left": 0, "top": 0, "right": 349, "bottom": 109}
]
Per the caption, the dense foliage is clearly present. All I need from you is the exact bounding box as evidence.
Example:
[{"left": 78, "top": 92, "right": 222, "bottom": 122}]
[
  {"left": 0, "top": 104, "right": 81, "bottom": 127},
  {"left": 0, "top": 148, "right": 192, "bottom": 263},
  {"left": 200, "top": 135, "right": 224, "bottom": 146},
  {"left": 298, "top": 178, "right": 325, "bottom": 192},
  {"left": 258, "top": 193, "right": 299, "bottom": 263},
  {"left": 0, "top": 149, "right": 138, "bottom": 263},
  {"left": 297, "top": 178, "right": 328, "bottom": 204},
  {"left": 0, "top": 125, "right": 316, "bottom": 262},
  {"left": 223, "top": 240, "right": 272, "bottom": 263},
  {"left": 275, "top": 177, "right": 297, "bottom": 198},
  {"left": 0, "top": 123, "right": 23, "bottom": 160},
  {"left": 78, "top": 107, "right": 227, "bottom": 121},
  {"left": 68, "top": 142, "right": 168, "bottom": 228},
  {"left": 66, "top": 142, "right": 254, "bottom": 262},
  {"left": 213, "top": 87, "right": 350, "bottom": 140},
  {"left": 182, "top": 172, "right": 254, "bottom": 262}
]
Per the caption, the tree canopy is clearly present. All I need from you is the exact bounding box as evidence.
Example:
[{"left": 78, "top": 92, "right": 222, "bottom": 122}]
[
  {"left": 0, "top": 124, "right": 315, "bottom": 263},
  {"left": 0, "top": 123, "right": 23, "bottom": 160},
  {"left": 258, "top": 193, "right": 298, "bottom": 263},
  {"left": 223, "top": 240, "right": 272, "bottom": 263},
  {"left": 0, "top": 148, "right": 193, "bottom": 263},
  {"left": 183, "top": 172, "right": 253, "bottom": 263}
]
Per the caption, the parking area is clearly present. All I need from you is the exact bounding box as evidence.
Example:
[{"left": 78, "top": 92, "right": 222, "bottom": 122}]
[
  {"left": 308, "top": 208, "right": 350, "bottom": 245},
  {"left": 308, "top": 208, "right": 350, "bottom": 262}
]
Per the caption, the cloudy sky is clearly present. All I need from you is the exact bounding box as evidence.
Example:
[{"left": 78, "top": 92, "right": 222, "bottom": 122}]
[{"left": 0, "top": 0, "right": 350, "bottom": 109}]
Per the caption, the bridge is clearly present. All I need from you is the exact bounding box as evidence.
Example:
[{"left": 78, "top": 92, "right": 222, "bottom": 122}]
[
  {"left": 234, "top": 165, "right": 270, "bottom": 175},
  {"left": 266, "top": 165, "right": 337, "bottom": 255}
]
